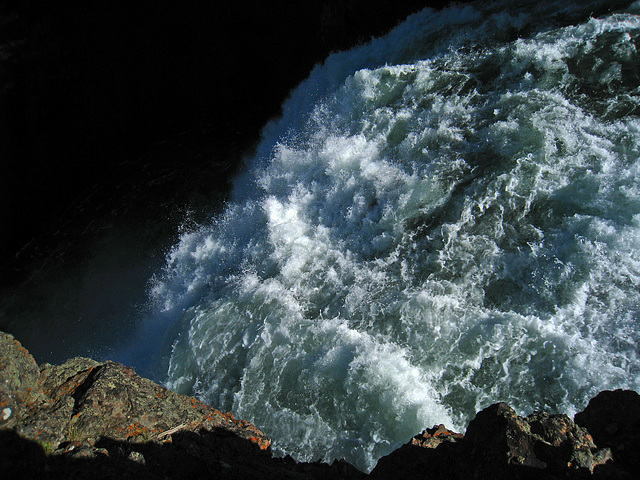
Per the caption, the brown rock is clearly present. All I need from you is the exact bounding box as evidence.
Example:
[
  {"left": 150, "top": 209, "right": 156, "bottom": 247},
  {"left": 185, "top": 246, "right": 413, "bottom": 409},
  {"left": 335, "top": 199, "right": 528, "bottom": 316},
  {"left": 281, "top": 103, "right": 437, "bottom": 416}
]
[
  {"left": 39, "top": 357, "right": 101, "bottom": 396},
  {"left": 1, "top": 331, "right": 364, "bottom": 478},
  {"left": 10, "top": 329, "right": 637, "bottom": 479},
  {"left": 410, "top": 424, "right": 464, "bottom": 449},
  {"left": 0, "top": 332, "right": 47, "bottom": 429},
  {"left": 0, "top": 329, "right": 271, "bottom": 454},
  {"left": 526, "top": 411, "right": 612, "bottom": 474},
  {"left": 11, "top": 349, "right": 272, "bottom": 451}
]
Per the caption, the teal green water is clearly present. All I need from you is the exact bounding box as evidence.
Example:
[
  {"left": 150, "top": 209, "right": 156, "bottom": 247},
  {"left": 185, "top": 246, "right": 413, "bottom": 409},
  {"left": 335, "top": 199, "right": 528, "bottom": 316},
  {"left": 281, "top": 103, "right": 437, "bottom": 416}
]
[{"left": 145, "top": 0, "right": 640, "bottom": 471}]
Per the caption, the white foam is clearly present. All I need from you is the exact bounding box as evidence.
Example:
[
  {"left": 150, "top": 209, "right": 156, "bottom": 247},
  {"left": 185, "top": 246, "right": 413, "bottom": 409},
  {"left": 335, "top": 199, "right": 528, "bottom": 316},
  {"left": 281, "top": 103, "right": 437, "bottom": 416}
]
[{"left": 148, "top": 0, "right": 640, "bottom": 472}]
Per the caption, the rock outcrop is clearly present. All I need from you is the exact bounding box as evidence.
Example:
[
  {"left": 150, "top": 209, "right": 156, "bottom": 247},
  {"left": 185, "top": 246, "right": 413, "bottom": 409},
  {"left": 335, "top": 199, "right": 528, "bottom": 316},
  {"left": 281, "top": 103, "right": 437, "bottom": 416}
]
[
  {"left": 0, "top": 332, "right": 269, "bottom": 450},
  {"left": 575, "top": 389, "right": 640, "bottom": 477},
  {"left": 0, "top": 331, "right": 364, "bottom": 479},
  {"left": 370, "top": 397, "right": 640, "bottom": 479},
  {"left": 2, "top": 330, "right": 639, "bottom": 479},
  {"left": 371, "top": 398, "right": 639, "bottom": 479}
]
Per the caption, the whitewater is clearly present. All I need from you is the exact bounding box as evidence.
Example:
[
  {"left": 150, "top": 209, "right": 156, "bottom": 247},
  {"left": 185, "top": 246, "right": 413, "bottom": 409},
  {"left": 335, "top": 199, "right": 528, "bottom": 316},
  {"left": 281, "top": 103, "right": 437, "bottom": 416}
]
[{"left": 134, "top": 0, "right": 640, "bottom": 472}]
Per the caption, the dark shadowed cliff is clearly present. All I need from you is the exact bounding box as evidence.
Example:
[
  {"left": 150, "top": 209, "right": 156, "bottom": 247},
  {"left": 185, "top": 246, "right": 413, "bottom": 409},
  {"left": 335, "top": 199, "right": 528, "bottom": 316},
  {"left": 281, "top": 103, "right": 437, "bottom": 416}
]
[
  {"left": 1, "top": 0, "right": 475, "bottom": 363},
  {"left": 0, "top": 0, "right": 466, "bottom": 283}
]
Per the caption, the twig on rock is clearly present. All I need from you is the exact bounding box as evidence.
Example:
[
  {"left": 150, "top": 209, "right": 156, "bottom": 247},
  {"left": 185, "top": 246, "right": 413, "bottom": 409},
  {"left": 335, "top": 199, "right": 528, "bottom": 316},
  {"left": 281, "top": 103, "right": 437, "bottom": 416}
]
[{"left": 156, "top": 423, "right": 188, "bottom": 439}]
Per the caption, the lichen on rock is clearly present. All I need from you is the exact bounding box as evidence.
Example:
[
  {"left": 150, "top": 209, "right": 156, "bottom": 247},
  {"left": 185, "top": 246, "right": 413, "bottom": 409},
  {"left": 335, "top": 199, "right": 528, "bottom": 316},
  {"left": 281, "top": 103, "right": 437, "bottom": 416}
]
[{"left": 0, "top": 331, "right": 366, "bottom": 478}]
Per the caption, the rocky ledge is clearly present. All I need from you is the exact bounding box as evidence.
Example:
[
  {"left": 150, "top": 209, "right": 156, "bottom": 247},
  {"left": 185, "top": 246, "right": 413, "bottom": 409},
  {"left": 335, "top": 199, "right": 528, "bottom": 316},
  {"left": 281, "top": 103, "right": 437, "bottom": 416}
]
[{"left": 1, "top": 331, "right": 639, "bottom": 479}]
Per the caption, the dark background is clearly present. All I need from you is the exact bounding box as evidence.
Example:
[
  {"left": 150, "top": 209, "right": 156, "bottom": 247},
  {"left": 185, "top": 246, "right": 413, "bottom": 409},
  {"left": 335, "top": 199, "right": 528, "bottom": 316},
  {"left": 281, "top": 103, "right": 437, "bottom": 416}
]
[{"left": 0, "top": 0, "right": 461, "bottom": 365}]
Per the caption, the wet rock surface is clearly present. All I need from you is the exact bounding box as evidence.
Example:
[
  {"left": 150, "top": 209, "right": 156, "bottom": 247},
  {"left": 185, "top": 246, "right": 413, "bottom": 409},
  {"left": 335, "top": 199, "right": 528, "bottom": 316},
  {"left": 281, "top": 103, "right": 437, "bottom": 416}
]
[{"left": 2, "top": 330, "right": 640, "bottom": 479}]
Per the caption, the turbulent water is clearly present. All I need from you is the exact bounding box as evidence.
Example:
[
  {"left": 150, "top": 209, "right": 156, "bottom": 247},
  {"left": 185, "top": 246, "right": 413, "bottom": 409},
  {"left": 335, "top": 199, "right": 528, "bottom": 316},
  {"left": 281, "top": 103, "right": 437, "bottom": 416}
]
[{"left": 142, "top": 0, "right": 640, "bottom": 472}]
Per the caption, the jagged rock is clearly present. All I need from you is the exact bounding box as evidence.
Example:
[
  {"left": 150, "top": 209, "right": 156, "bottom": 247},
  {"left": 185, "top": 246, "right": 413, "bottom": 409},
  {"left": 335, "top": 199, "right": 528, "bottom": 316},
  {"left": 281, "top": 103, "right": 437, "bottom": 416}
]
[
  {"left": 410, "top": 424, "right": 464, "bottom": 449},
  {"left": 370, "top": 426, "right": 464, "bottom": 478},
  {"left": 464, "top": 402, "right": 547, "bottom": 471},
  {"left": 0, "top": 331, "right": 364, "bottom": 479},
  {"left": 575, "top": 389, "right": 640, "bottom": 477},
  {"left": 42, "top": 359, "right": 271, "bottom": 450},
  {"left": 464, "top": 403, "right": 612, "bottom": 478},
  {"left": 527, "top": 411, "right": 613, "bottom": 473},
  {"left": 0, "top": 332, "right": 47, "bottom": 429},
  {"left": 368, "top": 423, "right": 466, "bottom": 478},
  {"left": 39, "top": 357, "right": 101, "bottom": 395},
  {"left": 372, "top": 402, "right": 615, "bottom": 479},
  {"left": 0, "top": 331, "right": 270, "bottom": 451}
]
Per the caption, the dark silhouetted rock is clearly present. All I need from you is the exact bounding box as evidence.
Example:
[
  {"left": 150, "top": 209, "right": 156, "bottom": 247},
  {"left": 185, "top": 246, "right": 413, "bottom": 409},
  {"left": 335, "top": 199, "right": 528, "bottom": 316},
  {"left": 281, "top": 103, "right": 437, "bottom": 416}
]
[
  {"left": 372, "top": 402, "right": 616, "bottom": 479},
  {"left": 575, "top": 389, "right": 640, "bottom": 477},
  {"left": 464, "top": 402, "right": 547, "bottom": 471},
  {"left": 465, "top": 404, "right": 612, "bottom": 478}
]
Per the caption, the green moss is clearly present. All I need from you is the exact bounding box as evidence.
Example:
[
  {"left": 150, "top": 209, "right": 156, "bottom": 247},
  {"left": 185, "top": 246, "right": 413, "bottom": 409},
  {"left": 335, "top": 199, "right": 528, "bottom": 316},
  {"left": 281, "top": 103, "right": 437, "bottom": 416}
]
[{"left": 39, "top": 441, "right": 56, "bottom": 455}]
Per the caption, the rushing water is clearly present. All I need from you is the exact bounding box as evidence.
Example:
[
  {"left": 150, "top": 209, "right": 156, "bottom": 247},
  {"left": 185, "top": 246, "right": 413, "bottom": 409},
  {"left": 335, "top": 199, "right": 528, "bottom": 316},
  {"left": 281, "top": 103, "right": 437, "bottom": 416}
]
[{"left": 140, "top": 0, "right": 640, "bottom": 472}]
